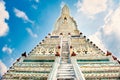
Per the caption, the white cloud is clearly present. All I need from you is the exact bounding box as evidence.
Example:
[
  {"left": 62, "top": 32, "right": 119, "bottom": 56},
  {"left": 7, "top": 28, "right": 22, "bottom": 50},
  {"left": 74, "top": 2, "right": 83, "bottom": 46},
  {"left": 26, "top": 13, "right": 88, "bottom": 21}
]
[
  {"left": 14, "top": 8, "right": 34, "bottom": 24},
  {"left": 104, "top": 9, "right": 113, "bottom": 24},
  {"left": 101, "top": 6, "right": 120, "bottom": 60},
  {"left": 74, "top": 0, "right": 120, "bottom": 60},
  {"left": 103, "top": 6, "right": 120, "bottom": 38},
  {"left": 35, "top": 0, "right": 39, "bottom": 3},
  {"left": 60, "top": 1, "right": 65, "bottom": 9},
  {"left": 89, "top": 31, "right": 107, "bottom": 52},
  {"left": 26, "top": 28, "right": 38, "bottom": 38},
  {"left": 32, "top": 5, "right": 38, "bottom": 9},
  {"left": 0, "top": 60, "right": 7, "bottom": 76},
  {"left": 29, "top": 0, "right": 39, "bottom": 3},
  {"left": 0, "top": 0, "right": 9, "bottom": 37},
  {"left": 76, "top": 0, "right": 107, "bottom": 16},
  {"left": 2, "top": 45, "right": 13, "bottom": 54},
  {"left": 88, "top": 5, "right": 120, "bottom": 60}
]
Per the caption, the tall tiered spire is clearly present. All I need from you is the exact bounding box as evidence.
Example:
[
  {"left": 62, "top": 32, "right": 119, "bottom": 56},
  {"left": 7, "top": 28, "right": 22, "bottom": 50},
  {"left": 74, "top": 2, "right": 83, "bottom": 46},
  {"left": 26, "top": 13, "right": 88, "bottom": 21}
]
[
  {"left": 61, "top": 5, "right": 70, "bottom": 16},
  {"left": 53, "top": 4, "right": 79, "bottom": 36}
]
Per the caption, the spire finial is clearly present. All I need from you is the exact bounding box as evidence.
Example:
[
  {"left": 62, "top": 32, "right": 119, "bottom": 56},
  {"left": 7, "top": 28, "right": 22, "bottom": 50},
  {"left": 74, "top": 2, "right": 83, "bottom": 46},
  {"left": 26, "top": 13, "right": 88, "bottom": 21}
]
[{"left": 61, "top": 4, "right": 70, "bottom": 15}]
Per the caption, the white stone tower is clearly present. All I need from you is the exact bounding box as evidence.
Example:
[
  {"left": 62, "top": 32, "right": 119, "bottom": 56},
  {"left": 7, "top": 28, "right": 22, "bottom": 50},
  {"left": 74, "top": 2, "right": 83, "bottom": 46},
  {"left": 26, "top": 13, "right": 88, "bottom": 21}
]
[{"left": 2, "top": 5, "right": 120, "bottom": 80}]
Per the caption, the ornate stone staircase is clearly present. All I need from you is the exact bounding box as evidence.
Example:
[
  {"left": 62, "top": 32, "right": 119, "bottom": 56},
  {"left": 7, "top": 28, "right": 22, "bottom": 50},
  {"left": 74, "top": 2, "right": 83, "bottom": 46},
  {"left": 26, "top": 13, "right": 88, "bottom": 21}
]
[{"left": 57, "top": 41, "right": 76, "bottom": 80}]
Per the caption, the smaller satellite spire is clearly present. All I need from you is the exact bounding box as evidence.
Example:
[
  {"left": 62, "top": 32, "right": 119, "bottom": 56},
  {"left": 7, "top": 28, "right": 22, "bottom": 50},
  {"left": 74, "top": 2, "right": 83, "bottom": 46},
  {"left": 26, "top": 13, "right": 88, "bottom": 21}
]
[{"left": 61, "top": 4, "right": 70, "bottom": 16}]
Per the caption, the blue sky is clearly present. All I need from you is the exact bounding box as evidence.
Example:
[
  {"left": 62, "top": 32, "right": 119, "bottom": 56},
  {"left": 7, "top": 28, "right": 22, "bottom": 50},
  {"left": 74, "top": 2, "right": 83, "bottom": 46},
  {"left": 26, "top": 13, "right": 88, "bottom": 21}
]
[{"left": 0, "top": 0, "right": 120, "bottom": 76}]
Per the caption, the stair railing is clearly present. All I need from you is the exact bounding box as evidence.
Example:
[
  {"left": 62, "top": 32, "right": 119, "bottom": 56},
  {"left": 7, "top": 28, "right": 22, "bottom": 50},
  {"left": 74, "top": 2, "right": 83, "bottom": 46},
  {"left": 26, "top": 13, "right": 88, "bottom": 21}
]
[
  {"left": 47, "top": 57, "right": 60, "bottom": 80},
  {"left": 48, "top": 36, "right": 63, "bottom": 80},
  {"left": 60, "top": 35, "right": 63, "bottom": 59},
  {"left": 71, "top": 57, "right": 85, "bottom": 80},
  {"left": 68, "top": 36, "right": 85, "bottom": 80}
]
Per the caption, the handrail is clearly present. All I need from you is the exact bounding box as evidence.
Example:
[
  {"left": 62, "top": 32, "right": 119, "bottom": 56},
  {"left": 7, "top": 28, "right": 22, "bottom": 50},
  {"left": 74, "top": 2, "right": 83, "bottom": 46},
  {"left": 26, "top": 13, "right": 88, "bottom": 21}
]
[
  {"left": 71, "top": 57, "right": 85, "bottom": 80},
  {"left": 60, "top": 35, "right": 63, "bottom": 57},
  {"left": 68, "top": 37, "right": 85, "bottom": 80},
  {"left": 68, "top": 38, "right": 71, "bottom": 63},
  {"left": 48, "top": 36, "right": 63, "bottom": 80},
  {"left": 47, "top": 57, "right": 60, "bottom": 80}
]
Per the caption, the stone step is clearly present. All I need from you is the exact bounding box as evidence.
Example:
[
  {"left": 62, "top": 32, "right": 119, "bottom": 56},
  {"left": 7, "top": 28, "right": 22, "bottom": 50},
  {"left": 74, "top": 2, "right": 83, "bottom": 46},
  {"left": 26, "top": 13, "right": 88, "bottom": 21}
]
[
  {"left": 61, "top": 56, "right": 69, "bottom": 57},
  {"left": 62, "top": 52, "right": 68, "bottom": 54},
  {"left": 57, "top": 78, "right": 75, "bottom": 80},
  {"left": 62, "top": 49, "right": 68, "bottom": 51},
  {"left": 61, "top": 56, "right": 69, "bottom": 58},
  {"left": 61, "top": 55, "right": 69, "bottom": 57},
  {"left": 61, "top": 58, "right": 69, "bottom": 59},
  {"left": 62, "top": 48, "right": 68, "bottom": 49},
  {"left": 59, "top": 65, "right": 73, "bottom": 68},
  {"left": 57, "top": 78, "right": 76, "bottom": 80},
  {"left": 61, "top": 54, "right": 69, "bottom": 56},
  {"left": 61, "top": 60, "right": 68, "bottom": 62},
  {"left": 61, "top": 61, "right": 68, "bottom": 62},
  {"left": 58, "top": 67, "right": 73, "bottom": 69},
  {"left": 60, "top": 63, "right": 72, "bottom": 65},
  {"left": 62, "top": 52, "right": 68, "bottom": 53},
  {"left": 59, "top": 65, "right": 73, "bottom": 67},
  {"left": 57, "top": 76, "right": 75, "bottom": 79},
  {"left": 59, "top": 66, "right": 72, "bottom": 68},
  {"left": 58, "top": 73, "right": 74, "bottom": 75},
  {"left": 61, "top": 60, "right": 69, "bottom": 62},
  {"left": 58, "top": 69, "right": 74, "bottom": 71},
  {"left": 57, "top": 73, "right": 75, "bottom": 76},
  {"left": 61, "top": 59, "right": 68, "bottom": 61},
  {"left": 62, "top": 47, "right": 68, "bottom": 48},
  {"left": 60, "top": 65, "right": 72, "bottom": 67},
  {"left": 61, "top": 62, "right": 68, "bottom": 64},
  {"left": 61, "top": 54, "right": 69, "bottom": 55},
  {"left": 58, "top": 68, "right": 74, "bottom": 71},
  {"left": 58, "top": 71, "right": 74, "bottom": 74},
  {"left": 61, "top": 59, "right": 68, "bottom": 60},
  {"left": 62, "top": 51, "right": 69, "bottom": 53},
  {"left": 61, "top": 61, "right": 69, "bottom": 63},
  {"left": 61, "top": 62, "right": 68, "bottom": 63}
]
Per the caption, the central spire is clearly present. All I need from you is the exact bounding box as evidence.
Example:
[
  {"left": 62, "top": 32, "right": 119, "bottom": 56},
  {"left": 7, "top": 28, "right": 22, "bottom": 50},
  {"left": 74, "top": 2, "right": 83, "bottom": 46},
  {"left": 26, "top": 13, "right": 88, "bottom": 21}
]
[
  {"left": 61, "top": 5, "right": 70, "bottom": 16},
  {"left": 52, "top": 4, "right": 79, "bottom": 36}
]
